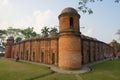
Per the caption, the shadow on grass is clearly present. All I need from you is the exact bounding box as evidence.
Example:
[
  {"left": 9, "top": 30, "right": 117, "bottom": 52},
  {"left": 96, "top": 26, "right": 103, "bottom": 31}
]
[{"left": 25, "top": 70, "right": 56, "bottom": 80}]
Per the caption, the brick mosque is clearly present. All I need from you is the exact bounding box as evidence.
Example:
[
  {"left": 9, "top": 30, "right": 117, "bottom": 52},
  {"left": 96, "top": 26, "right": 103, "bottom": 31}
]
[{"left": 5, "top": 7, "right": 115, "bottom": 70}]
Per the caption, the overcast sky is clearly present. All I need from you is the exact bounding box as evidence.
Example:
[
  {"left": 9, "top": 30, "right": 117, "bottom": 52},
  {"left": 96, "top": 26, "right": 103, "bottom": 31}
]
[{"left": 0, "top": 0, "right": 120, "bottom": 43}]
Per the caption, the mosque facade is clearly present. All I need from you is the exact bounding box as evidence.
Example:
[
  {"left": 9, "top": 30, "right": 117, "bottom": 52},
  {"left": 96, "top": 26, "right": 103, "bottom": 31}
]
[{"left": 5, "top": 7, "right": 114, "bottom": 70}]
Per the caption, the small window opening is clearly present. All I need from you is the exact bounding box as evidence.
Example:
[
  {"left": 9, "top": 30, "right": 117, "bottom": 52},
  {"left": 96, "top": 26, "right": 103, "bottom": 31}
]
[{"left": 70, "top": 17, "right": 74, "bottom": 28}]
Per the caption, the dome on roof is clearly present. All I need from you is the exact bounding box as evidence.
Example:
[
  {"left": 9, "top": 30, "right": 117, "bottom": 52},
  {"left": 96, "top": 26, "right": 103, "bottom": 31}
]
[
  {"left": 58, "top": 7, "right": 80, "bottom": 19},
  {"left": 61, "top": 7, "right": 78, "bottom": 14}
]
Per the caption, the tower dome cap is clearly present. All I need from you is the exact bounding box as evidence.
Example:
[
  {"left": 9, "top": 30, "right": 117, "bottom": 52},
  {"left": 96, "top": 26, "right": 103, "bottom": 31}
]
[
  {"left": 61, "top": 7, "right": 78, "bottom": 14},
  {"left": 59, "top": 7, "right": 80, "bottom": 18}
]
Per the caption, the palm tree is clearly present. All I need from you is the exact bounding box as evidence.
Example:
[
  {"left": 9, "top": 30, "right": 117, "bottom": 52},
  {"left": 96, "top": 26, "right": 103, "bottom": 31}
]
[
  {"left": 49, "top": 27, "right": 58, "bottom": 33},
  {"left": 41, "top": 26, "right": 49, "bottom": 37}
]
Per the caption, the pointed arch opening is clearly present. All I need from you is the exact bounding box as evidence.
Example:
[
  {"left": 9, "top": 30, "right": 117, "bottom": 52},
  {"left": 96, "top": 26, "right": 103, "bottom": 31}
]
[
  {"left": 52, "top": 53, "right": 55, "bottom": 64},
  {"left": 70, "top": 17, "right": 74, "bottom": 28},
  {"left": 26, "top": 50, "right": 28, "bottom": 60},
  {"left": 41, "top": 52, "right": 44, "bottom": 63}
]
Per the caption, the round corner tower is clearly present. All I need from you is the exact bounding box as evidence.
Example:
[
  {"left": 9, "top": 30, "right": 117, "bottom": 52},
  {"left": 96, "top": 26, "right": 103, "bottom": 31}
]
[
  {"left": 5, "top": 36, "right": 14, "bottom": 58},
  {"left": 58, "top": 7, "right": 82, "bottom": 70}
]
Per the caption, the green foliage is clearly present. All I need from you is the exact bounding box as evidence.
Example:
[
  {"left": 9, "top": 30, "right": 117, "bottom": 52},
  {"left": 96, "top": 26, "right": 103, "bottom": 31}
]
[
  {"left": 20, "top": 27, "right": 37, "bottom": 39},
  {"left": 15, "top": 37, "right": 22, "bottom": 43},
  {"left": 41, "top": 26, "right": 58, "bottom": 35},
  {"left": 1, "top": 42, "right": 6, "bottom": 48},
  {"left": 0, "top": 30, "right": 7, "bottom": 35},
  {"left": 4, "top": 27, "right": 37, "bottom": 39},
  {"left": 31, "top": 31, "right": 37, "bottom": 37},
  {"left": 1, "top": 26, "right": 58, "bottom": 42},
  {"left": 0, "top": 46, "right": 5, "bottom": 49},
  {"left": 0, "top": 29, "right": 7, "bottom": 48},
  {"left": 0, "top": 27, "right": 38, "bottom": 48},
  {"left": 49, "top": 27, "right": 58, "bottom": 33},
  {"left": 41, "top": 26, "right": 50, "bottom": 34},
  {"left": 6, "top": 27, "right": 21, "bottom": 36},
  {"left": 117, "top": 43, "right": 120, "bottom": 51},
  {"left": 78, "top": 0, "right": 120, "bottom": 14}
]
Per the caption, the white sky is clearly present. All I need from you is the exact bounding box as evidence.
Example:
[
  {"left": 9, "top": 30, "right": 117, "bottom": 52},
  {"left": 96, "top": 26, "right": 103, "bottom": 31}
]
[{"left": 0, "top": 0, "right": 120, "bottom": 43}]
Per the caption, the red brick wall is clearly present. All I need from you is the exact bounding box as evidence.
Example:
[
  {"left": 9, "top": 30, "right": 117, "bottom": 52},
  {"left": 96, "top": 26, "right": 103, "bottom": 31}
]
[
  {"left": 50, "top": 39, "right": 58, "bottom": 65},
  {"left": 74, "top": 16, "right": 80, "bottom": 31},
  {"left": 11, "top": 38, "right": 58, "bottom": 66},
  {"left": 24, "top": 41, "right": 31, "bottom": 61},
  {"left": 95, "top": 42, "right": 99, "bottom": 61},
  {"left": 5, "top": 38, "right": 14, "bottom": 58},
  {"left": 10, "top": 37, "right": 113, "bottom": 67},
  {"left": 90, "top": 41, "right": 95, "bottom": 62},
  {"left": 19, "top": 43, "right": 24, "bottom": 60},
  {"left": 59, "top": 16, "right": 70, "bottom": 32},
  {"left": 59, "top": 35, "right": 81, "bottom": 70},
  {"left": 59, "top": 16, "right": 80, "bottom": 32},
  {"left": 81, "top": 39, "right": 114, "bottom": 65},
  {"left": 82, "top": 40, "right": 89, "bottom": 64}
]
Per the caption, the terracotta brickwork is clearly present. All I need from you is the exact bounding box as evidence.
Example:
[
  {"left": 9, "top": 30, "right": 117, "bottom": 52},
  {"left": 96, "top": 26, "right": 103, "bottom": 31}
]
[
  {"left": 81, "top": 35, "right": 114, "bottom": 65},
  {"left": 58, "top": 7, "right": 81, "bottom": 70},
  {"left": 5, "top": 7, "right": 114, "bottom": 70},
  {"left": 59, "top": 34, "right": 81, "bottom": 70},
  {"left": 5, "top": 37, "right": 14, "bottom": 58},
  {"left": 10, "top": 38, "right": 58, "bottom": 65},
  {"left": 109, "top": 41, "right": 118, "bottom": 56},
  {"left": 81, "top": 40, "right": 89, "bottom": 64}
]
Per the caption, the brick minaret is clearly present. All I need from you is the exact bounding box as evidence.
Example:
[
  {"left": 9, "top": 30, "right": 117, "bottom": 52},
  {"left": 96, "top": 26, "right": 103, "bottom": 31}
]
[
  {"left": 5, "top": 37, "right": 14, "bottom": 58},
  {"left": 58, "top": 7, "right": 82, "bottom": 70}
]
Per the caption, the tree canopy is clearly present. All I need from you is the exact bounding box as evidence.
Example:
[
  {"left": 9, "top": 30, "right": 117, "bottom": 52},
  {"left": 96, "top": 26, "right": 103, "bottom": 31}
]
[
  {"left": 78, "top": 0, "right": 120, "bottom": 14},
  {"left": 116, "top": 29, "right": 120, "bottom": 41},
  {"left": 21, "top": 27, "right": 37, "bottom": 39},
  {"left": 41, "top": 26, "right": 58, "bottom": 34},
  {"left": 117, "top": 42, "right": 120, "bottom": 51},
  {"left": 41, "top": 26, "right": 50, "bottom": 35},
  {"left": 0, "top": 26, "right": 59, "bottom": 44},
  {"left": 0, "top": 27, "right": 38, "bottom": 44},
  {"left": 41, "top": 26, "right": 58, "bottom": 37},
  {"left": 49, "top": 27, "right": 58, "bottom": 33}
]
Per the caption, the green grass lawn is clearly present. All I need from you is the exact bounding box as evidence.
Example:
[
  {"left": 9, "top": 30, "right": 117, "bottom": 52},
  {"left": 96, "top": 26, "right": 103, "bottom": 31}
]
[
  {"left": 80, "top": 60, "right": 120, "bottom": 80},
  {"left": 0, "top": 58, "right": 51, "bottom": 80},
  {"left": 0, "top": 58, "right": 120, "bottom": 80},
  {"left": 0, "top": 58, "right": 76, "bottom": 80}
]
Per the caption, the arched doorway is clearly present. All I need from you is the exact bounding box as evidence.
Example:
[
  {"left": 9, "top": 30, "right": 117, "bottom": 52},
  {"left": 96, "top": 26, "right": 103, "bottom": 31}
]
[
  {"left": 52, "top": 53, "right": 55, "bottom": 64},
  {"left": 32, "top": 52, "right": 35, "bottom": 61},
  {"left": 12, "top": 52, "right": 14, "bottom": 58},
  {"left": 26, "top": 50, "right": 28, "bottom": 60},
  {"left": 41, "top": 52, "right": 44, "bottom": 63},
  {"left": 21, "top": 52, "right": 23, "bottom": 60}
]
